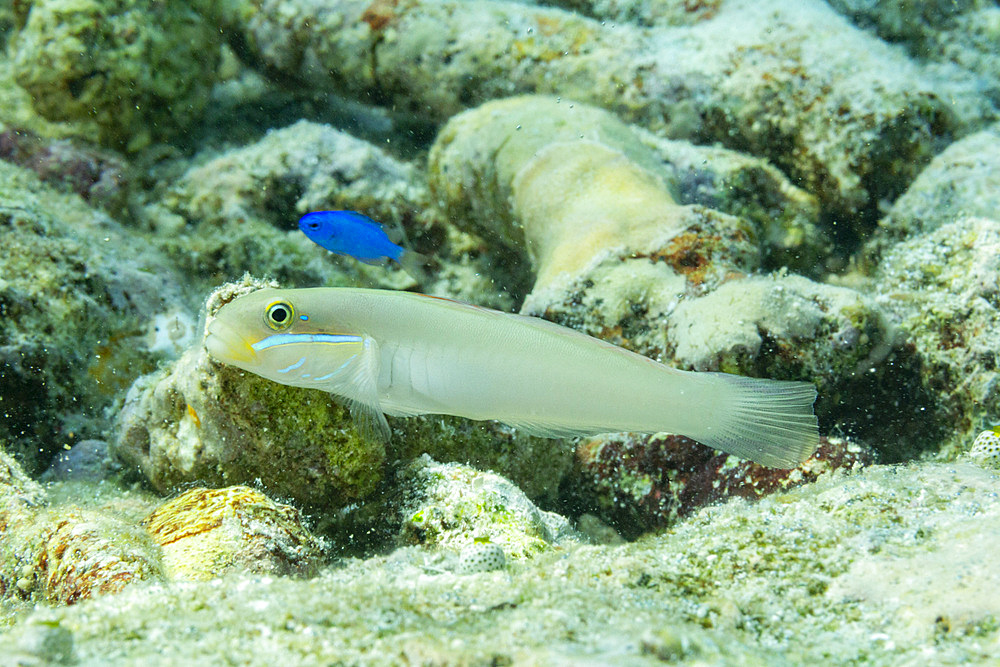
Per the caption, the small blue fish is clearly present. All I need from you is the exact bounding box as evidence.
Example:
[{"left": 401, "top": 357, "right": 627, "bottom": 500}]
[{"left": 298, "top": 210, "right": 427, "bottom": 280}]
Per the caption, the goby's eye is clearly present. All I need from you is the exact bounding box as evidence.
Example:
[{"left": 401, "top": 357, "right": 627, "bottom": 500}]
[{"left": 265, "top": 301, "right": 294, "bottom": 330}]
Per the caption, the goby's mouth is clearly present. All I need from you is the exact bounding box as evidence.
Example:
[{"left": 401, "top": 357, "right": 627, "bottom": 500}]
[{"left": 204, "top": 317, "right": 259, "bottom": 366}]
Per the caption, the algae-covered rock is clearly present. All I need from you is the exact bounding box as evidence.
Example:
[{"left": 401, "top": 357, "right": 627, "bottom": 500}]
[
  {"left": 10, "top": 0, "right": 221, "bottom": 150},
  {"left": 828, "top": 0, "right": 1000, "bottom": 100},
  {"left": 854, "top": 123, "right": 1000, "bottom": 458},
  {"left": 392, "top": 416, "right": 574, "bottom": 505},
  {"left": 872, "top": 215, "right": 1000, "bottom": 456},
  {"left": 428, "top": 95, "right": 896, "bottom": 446},
  {"left": 666, "top": 274, "right": 891, "bottom": 383},
  {"left": 0, "top": 162, "right": 190, "bottom": 474},
  {"left": 868, "top": 123, "right": 1000, "bottom": 256},
  {"left": 637, "top": 133, "right": 827, "bottom": 276},
  {"left": 0, "top": 446, "right": 45, "bottom": 518},
  {"left": 570, "top": 434, "right": 873, "bottom": 538},
  {"left": 143, "top": 486, "right": 326, "bottom": 581},
  {"left": 112, "top": 278, "right": 387, "bottom": 509},
  {"left": 166, "top": 120, "right": 424, "bottom": 229}
]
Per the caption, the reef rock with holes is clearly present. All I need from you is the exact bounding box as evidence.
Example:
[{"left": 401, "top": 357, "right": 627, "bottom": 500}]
[{"left": 199, "top": 0, "right": 993, "bottom": 220}]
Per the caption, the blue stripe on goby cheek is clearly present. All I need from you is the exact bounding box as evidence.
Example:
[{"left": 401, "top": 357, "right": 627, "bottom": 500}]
[
  {"left": 251, "top": 333, "right": 364, "bottom": 351},
  {"left": 277, "top": 357, "right": 307, "bottom": 374},
  {"left": 313, "top": 358, "right": 354, "bottom": 381}
]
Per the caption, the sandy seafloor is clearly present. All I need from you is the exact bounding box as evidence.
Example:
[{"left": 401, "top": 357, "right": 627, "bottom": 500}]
[
  {"left": 2, "top": 0, "right": 1000, "bottom": 665},
  {"left": 4, "top": 463, "right": 1000, "bottom": 665}
]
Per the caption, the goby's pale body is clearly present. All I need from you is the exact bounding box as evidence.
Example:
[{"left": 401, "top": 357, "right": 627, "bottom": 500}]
[{"left": 205, "top": 288, "right": 819, "bottom": 468}]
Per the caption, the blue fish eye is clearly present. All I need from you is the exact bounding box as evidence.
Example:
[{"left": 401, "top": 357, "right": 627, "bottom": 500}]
[{"left": 308, "top": 222, "right": 320, "bottom": 230}]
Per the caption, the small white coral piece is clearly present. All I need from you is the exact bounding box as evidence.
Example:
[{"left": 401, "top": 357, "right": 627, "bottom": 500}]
[
  {"left": 969, "top": 427, "right": 1000, "bottom": 469},
  {"left": 146, "top": 309, "right": 196, "bottom": 356},
  {"left": 457, "top": 542, "right": 506, "bottom": 575}
]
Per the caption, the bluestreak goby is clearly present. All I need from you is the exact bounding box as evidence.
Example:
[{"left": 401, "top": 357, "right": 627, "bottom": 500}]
[{"left": 205, "top": 288, "right": 820, "bottom": 468}]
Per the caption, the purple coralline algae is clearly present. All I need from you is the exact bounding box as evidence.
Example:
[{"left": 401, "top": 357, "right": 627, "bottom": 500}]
[
  {"left": 571, "top": 433, "right": 873, "bottom": 537},
  {"left": 0, "top": 125, "right": 127, "bottom": 211}
]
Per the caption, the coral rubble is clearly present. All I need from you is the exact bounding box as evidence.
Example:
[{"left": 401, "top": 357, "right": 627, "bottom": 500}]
[
  {"left": 143, "top": 486, "right": 326, "bottom": 580},
  {"left": 1, "top": 462, "right": 996, "bottom": 663},
  {"left": 1, "top": 445, "right": 164, "bottom": 614}
]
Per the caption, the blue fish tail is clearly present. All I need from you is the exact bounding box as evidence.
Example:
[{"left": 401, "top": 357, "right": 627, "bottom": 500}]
[{"left": 396, "top": 249, "right": 429, "bottom": 283}]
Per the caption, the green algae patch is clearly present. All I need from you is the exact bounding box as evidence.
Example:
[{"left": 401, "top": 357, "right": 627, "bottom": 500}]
[
  {"left": 113, "top": 342, "right": 386, "bottom": 511},
  {"left": 392, "top": 415, "right": 573, "bottom": 504}
]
